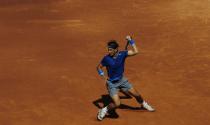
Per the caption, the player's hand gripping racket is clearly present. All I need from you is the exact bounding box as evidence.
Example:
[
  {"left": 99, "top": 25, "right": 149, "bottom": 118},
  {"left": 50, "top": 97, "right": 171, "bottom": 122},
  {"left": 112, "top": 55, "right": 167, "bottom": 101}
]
[{"left": 125, "top": 35, "right": 132, "bottom": 50}]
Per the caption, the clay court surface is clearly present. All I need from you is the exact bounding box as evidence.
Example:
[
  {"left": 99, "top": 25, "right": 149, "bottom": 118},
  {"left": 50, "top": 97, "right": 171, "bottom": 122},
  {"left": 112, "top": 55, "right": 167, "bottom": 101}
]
[{"left": 0, "top": 0, "right": 210, "bottom": 125}]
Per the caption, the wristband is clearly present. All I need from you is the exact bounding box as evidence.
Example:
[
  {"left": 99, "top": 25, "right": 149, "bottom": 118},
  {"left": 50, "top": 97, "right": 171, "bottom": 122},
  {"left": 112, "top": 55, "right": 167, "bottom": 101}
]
[
  {"left": 129, "top": 40, "right": 135, "bottom": 46},
  {"left": 97, "top": 69, "right": 104, "bottom": 76}
]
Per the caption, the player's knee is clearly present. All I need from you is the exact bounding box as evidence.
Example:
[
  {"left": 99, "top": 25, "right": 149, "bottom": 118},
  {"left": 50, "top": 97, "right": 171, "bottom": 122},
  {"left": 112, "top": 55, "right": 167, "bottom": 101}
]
[
  {"left": 111, "top": 94, "right": 121, "bottom": 107},
  {"left": 114, "top": 100, "right": 121, "bottom": 107}
]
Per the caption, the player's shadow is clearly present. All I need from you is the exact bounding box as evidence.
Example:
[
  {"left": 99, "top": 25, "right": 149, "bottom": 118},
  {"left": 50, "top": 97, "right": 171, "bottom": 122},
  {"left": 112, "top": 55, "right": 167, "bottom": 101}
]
[{"left": 93, "top": 91, "right": 145, "bottom": 118}]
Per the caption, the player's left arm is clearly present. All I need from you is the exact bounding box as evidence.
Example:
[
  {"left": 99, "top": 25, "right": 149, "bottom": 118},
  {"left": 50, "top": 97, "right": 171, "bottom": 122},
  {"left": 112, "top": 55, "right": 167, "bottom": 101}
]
[
  {"left": 96, "top": 63, "right": 108, "bottom": 81},
  {"left": 126, "top": 35, "right": 139, "bottom": 56}
]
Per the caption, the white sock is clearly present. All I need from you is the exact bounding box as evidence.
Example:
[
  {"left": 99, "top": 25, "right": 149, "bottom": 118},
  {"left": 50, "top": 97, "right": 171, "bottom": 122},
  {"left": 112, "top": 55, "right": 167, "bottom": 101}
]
[{"left": 103, "top": 106, "right": 108, "bottom": 112}]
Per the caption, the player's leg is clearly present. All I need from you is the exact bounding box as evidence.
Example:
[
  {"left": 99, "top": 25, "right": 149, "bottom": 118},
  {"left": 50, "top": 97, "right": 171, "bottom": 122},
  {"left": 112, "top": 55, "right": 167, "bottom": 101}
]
[
  {"left": 97, "top": 94, "right": 120, "bottom": 121},
  {"left": 97, "top": 81, "right": 121, "bottom": 121},
  {"left": 128, "top": 87, "right": 155, "bottom": 112},
  {"left": 119, "top": 77, "right": 143, "bottom": 103},
  {"left": 119, "top": 77, "right": 155, "bottom": 112},
  {"left": 119, "top": 89, "right": 132, "bottom": 99},
  {"left": 127, "top": 87, "right": 144, "bottom": 104},
  {"left": 108, "top": 94, "right": 121, "bottom": 109}
]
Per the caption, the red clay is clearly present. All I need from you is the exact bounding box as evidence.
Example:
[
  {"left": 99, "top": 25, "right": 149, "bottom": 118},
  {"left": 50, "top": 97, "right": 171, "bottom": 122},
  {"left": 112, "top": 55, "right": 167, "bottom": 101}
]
[{"left": 0, "top": 0, "right": 210, "bottom": 125}]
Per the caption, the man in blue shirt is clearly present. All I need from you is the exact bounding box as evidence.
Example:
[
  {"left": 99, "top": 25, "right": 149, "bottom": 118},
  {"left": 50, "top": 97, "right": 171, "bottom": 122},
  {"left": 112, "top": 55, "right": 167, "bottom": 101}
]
[{"left": 96, "top": 35, "right": 155, "bottom": 121}]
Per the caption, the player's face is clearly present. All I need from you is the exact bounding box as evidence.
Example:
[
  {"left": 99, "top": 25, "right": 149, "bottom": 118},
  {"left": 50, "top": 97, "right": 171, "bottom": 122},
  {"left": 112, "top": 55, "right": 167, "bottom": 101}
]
[{"left": 108, "top": 48, "right": 117, "bottom": 56}]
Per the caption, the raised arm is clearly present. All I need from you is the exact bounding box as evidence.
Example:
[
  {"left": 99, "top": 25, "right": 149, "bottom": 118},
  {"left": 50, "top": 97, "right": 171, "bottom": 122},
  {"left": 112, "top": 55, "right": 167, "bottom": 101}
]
[{"left": 126, "top": 35, "right": 139, "bottom": 56}]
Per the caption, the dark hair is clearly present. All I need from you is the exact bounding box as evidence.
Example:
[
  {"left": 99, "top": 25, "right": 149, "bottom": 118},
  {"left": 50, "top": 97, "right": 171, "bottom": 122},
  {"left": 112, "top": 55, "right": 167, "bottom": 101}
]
[{"left": 107, "top": 40, "right": 119, "bottom": 49}]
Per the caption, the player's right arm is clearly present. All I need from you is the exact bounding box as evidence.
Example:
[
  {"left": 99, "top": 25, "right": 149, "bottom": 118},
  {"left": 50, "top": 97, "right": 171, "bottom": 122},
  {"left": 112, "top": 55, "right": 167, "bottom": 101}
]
[{"left": 126, "top": 35, "right": 139, "bottom": 56}]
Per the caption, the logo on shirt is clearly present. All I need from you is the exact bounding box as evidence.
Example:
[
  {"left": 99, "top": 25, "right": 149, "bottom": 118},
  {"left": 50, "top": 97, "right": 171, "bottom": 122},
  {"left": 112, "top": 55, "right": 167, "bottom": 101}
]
[{"left": 113, "top": 53, "right": 121, "bottom": 59}]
